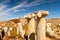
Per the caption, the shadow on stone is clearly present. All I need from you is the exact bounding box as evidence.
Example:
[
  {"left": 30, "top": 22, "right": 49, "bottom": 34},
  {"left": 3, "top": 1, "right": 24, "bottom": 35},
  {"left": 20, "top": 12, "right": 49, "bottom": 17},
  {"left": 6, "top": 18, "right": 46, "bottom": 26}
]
[
  {"left": 24, "top": 34, "right": 28, "bottom": 40},
  {"left": 29, "top": 33, "right": 35, "bottom": 40}
]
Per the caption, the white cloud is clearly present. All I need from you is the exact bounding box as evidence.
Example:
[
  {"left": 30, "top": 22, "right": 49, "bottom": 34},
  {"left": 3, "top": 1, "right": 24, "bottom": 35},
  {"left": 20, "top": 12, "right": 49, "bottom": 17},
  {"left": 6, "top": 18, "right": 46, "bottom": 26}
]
[
  {"left": 3, "top": 0, "right": 27, "bottom": 12},
  {"left": 0, "top": 11, "right": 12, "bottom": 21},
  {"left": 6, "top": 4, "right": 24, "bottom": 12},
  {"left": 0, "top": 12, "right": 11, "bottom": 17},
  {"left": 13, "top": 9, "right": 25, "bottom": 12},
  {"left": 24, "top": 0, "right": 57, "bottom": 7},
  {"left": 0, "top": 0, "right": 26, "bottom": 20},
  {"left": 0, "top": 0, "right": 57, "bottom": 13},
  {"left": 0, "top": 1, "right": 25, "bottom": 17},
  {"left": 2, "top": 0, "right": 44, "bottom": 12},
  {"left": 0, "top": 0, "right": 57, "bottom": 20},
  {"left": 0, "top": 1, "right": 26, "bottom": 20},
  {"left": 0, "top": 4, "right": 12, "bottom": 17},
  {"left": 27, "top": 0, "right": 43, "bottom": 5},
  {"left": 0, "top": 0, "right": 56, "bottom": 15},
  {"left": 8, "top": 0, "right": 57, "bottom": 11},
  {"left": 0, "top": 4, "right": 7, "bottom": 12},
  {"left": 2, "top": 0, "right": 57, "bottom": 13},
  {"left": 13, "top": 10, "right": 19, "bottom": 12}
]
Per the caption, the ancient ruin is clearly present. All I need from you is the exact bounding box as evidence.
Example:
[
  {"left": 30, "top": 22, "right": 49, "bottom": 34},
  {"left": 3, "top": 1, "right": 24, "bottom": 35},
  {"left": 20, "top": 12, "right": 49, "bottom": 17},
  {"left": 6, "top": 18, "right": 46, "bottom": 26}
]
[{"left": 0, "top": 10, "right": 48, "bottom": 40}]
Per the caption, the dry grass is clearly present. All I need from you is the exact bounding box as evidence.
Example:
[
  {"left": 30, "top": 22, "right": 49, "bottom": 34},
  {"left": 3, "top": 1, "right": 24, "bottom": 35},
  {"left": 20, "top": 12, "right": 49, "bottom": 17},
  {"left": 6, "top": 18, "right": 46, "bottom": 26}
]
[{"left": 47, "top": 18, "right": 60, "bottom": 29}]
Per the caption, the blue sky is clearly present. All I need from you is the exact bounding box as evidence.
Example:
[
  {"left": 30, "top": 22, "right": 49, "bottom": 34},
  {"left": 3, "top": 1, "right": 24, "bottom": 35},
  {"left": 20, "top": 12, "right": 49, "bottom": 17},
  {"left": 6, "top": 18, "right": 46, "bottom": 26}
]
[{"left": 0, "top": 0, "right": 60, "bottom": 21}]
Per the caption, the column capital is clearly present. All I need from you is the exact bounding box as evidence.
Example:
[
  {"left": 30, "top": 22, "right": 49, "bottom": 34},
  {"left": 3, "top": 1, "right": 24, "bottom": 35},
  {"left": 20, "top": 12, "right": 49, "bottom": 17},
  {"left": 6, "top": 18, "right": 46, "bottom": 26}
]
[
  {"left": 41, "top": 10, "right": 49, "bottom": 16},
  {"left": 24, "top": 10, "right": 49, "bottom": 18},
  {"left": 37, "top": 10, "right": 49, "bottom": 17}
]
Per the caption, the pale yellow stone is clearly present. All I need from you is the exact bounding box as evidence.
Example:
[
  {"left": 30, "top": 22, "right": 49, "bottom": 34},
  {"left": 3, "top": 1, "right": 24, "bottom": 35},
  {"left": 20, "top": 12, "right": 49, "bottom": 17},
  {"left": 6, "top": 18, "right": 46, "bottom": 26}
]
[
  {"left": 20, "top": 18, "right": 28, "bottom": 25},
  {"left": 23, "top": 10, "right": 49, "bottom": 40},
  {"left": 26, "top": 14, "right": 32, "bottom": 18},
  {"left": 17, "top": 22, "right": 25, "bottom": 38},
  {"left": 31, "top": 13, "right": 37, "bottom": 18},
  {"left": 37, "top": 11, "right": 42, "bottom": 17},
  {"left": 37, "top": 17, "right": 46, "bottom": 40},
  {"left": 47, "top": 23, "right": 54, "bottom": 36},
  {"left": 28, "top": 18, "right": 37, "bottom": 37},
  {"left": 40, "top": 10, "right": 49, "bottom": 16},
  {"left": 24, "top": 15, "right": 28, "bottom": 18}
]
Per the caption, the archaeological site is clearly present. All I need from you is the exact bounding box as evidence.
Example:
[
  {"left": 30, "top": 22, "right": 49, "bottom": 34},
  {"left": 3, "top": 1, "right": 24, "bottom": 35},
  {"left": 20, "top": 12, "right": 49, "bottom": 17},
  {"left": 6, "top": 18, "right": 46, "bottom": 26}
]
[{"left": 0, "top": 10, "right": 60, "bottom": 40}]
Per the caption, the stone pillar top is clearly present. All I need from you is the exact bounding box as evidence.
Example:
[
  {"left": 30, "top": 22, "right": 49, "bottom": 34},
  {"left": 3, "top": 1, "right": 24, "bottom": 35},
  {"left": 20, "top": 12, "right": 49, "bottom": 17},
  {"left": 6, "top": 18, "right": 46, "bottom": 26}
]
[
  {"left": 38, "top": 10, "right": 49, "bottom": 16},
  {"left": 24, "top": 10, "right": 49, "bottom": 18},
  {"left": 31, "top": 13, "right": 37, "bottom": 18}
]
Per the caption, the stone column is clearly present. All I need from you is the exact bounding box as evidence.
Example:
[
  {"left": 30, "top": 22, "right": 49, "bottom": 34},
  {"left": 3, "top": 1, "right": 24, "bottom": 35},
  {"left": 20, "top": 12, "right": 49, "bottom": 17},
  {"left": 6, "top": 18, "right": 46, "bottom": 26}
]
[
  {"left": 8, "top": 27, "right": 12, "bottom": 36},
  {"left": 17, "top": 26, "right": 20, "bottom": 35},
  {"left": 37, "top": 11, "right": 48, "bottom": 40},
  {"left": 8, "top": 30, "right": 10, "bottom": 36},
  {"left": 37, "top": 16, "right": 46, "bottom": 40},
  {"left": 18, "top": 23, "right": 23, "bottom": 37},
  {"left": 4, "top": 27, "right": 8, "bottom": 36}
]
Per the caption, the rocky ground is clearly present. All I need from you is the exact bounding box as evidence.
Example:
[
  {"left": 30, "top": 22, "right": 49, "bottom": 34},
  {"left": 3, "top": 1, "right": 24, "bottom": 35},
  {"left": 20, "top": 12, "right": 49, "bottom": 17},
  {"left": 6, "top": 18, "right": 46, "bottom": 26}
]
[
  {"left": 0, "top": 37, "right": 58, "bottom": 40},
  {"left": 2, "top": 38, "right": 24, "bottom": 40},
  {"left": 0, "top": 37, "right": 59, "bottom": 40},
  {"left": 1, "top": 36, "right": 25, "bottom": 40}
]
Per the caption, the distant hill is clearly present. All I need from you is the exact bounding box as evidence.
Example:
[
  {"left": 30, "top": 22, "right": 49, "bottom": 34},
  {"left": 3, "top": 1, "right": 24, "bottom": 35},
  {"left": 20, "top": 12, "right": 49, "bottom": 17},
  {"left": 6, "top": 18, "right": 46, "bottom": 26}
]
[{"left": 8, "top": 19, "right": 20, "bottom": 24}]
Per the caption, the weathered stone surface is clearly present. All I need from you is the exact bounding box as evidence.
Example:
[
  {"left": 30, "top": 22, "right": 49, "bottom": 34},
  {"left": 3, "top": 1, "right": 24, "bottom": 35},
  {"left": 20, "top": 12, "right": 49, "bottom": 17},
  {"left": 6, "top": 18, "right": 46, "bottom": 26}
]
[
  {"left": 37, "top": 17, "right": 46, "bottom": 40},
  {"left": 0, "top": 10, "right": 49, "bottom": 40},
  {"left": 39, "top": 10, "right": 49, "bottom": 16},
  {"left": 37, "top": 11, "right": 42, "bottom": 17},
  {"left": 28, "top": 17, "right": 37, "bottom": 40}
]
